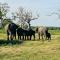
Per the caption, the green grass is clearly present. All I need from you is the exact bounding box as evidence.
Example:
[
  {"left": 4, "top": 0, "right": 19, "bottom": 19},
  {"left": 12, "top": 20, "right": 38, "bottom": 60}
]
[
  {"left": 0, "top": 38, "right": 60, "bottom": 60},
  {"left": 0, "top": 29, "right": 60, "bottom": 60},
  {"left": 0, "top": 28, "right": 6, "bottom": 33},
  {"left": 49, "top": 30, "right": 60, "bottom": 35}
]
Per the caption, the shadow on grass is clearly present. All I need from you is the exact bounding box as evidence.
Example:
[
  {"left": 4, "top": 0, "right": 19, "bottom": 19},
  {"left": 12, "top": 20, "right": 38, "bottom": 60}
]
[{"left": 0, "top": 39, "right": 23, "bottom": 46}]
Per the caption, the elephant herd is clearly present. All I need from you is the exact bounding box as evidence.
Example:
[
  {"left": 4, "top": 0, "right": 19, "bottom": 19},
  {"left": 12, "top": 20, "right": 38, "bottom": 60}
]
[{"left": 6, "top": 23, "right": 51, "bottom": 41}]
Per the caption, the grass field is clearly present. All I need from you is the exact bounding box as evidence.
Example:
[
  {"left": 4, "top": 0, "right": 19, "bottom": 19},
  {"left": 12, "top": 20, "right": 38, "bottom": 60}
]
[{"left": 0, "top": 29, "right": 60, "bottom": 60}]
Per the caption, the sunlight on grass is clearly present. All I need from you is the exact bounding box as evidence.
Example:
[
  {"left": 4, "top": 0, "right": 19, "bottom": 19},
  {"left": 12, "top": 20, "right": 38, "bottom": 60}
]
[{"left": 0, "top": 30, "right": 60, "bottom": 60}]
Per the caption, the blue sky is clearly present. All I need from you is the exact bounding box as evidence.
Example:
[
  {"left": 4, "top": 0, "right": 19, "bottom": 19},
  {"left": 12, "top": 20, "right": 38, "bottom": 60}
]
[{"left": 0, "top": 0, "right": 60, "bottom": 27}]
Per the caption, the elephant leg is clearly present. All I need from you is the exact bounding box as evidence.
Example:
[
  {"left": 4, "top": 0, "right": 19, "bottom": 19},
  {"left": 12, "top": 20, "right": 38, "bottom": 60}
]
[
  {"left": 22, "top": 36, "right": 24, "bottom": 40},
  {"left": 33, "top": 34, "right": 35, "bottom": 40},
  {"left": 46, "top": 36, "right": 47, "bottom": 40},
  {"left": 38, "top": 33, "right": 40, "bottom": 39},
  {"left": 11, "top": 35, "right": 13, "bottom": 40},
  {"left": 25, "top": 35, "right": 26, "bottom": 40},
  {"left": 7, "top": 34, "right": 9, "bottom": 40},
  {"left": 7, "top": 30, "right": 9, "bottom": 40},
  {"left": 42, "top": 35, "right": 43, "bottom": 39},
  {"left": 45, "top": 36, "right": 47, "bottom": 40},
  {"left": 47, "top": 36, "right": 50, "bottom": 40},
  {"left": 14, "top": 34, "right": 16, "bottom": 40},
  {"left": 30, "top": 36, "right": 32, "bottom": 40},
  {"left": 49, "top": 35, "right": 51, "bottom": 40},
  {"left": 27, "top": 36, "right": 29, "bottom": 40},
  {"left": 18, "top": 35, "right": 19, "bottom": 40},
  {"left": 50, "top": 36, "right": 51, "bottom": 40},
  {"left": 20, "top": 36, "right": 21, "bottom": 40},
  {"left": 9, "top": 32, "right": 13, "bottom": 40},
  {"left": 12, "top": 35, "right": 15, "bottom": 39}
]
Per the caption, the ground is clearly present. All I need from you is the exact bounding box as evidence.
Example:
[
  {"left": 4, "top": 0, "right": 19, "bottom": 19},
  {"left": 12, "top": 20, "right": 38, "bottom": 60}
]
[{"left": 0, "top": 29, "right": 60, "bottom": 60}]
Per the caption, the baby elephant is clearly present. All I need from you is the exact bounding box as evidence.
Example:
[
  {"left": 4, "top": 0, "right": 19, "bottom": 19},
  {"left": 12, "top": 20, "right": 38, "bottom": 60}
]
[{"left": 46, "top": 32, "right": 51, "bottom": 40}]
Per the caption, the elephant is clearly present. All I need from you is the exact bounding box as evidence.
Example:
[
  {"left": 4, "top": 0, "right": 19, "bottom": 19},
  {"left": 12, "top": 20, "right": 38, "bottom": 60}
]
[
  {"left": 5, "top": 23, "right": 18, "bottom": 40},
  {"left": 17, "top": 28, "right": 35, "bottom": 40},
  {"left": 46, "top": 32, "right": 51, "bottom": 40},
  {"left": 36, "top": 26, "right": 48, "bottom": 40}
]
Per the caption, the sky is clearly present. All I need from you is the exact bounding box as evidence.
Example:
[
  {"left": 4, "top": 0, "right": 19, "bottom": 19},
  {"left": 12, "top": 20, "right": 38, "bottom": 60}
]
[{"left": 0, "top": 0, "right": 60, "bottom": 27}]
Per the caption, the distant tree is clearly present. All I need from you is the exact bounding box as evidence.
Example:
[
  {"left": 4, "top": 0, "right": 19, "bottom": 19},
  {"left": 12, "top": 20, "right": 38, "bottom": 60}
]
[
  {"left": 0, "top": 2, "right": 9, "bottom": 28},
  {"left": 12, "top": 7, "right": 39, "bottom": 29}
]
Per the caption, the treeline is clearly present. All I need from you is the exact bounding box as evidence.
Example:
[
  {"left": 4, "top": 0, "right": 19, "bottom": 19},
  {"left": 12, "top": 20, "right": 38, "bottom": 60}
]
[
  {"left": 0, "top": 26, "right": 60, "bottom": 30},
  {"left": 47, "top": 27, "right": 60, "bottom": 30},
  {"left": 31, "top": 26, "right": 60, "bottom": 30}
]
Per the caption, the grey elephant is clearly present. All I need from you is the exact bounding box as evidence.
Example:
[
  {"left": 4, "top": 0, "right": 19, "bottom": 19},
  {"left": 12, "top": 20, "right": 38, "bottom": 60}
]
[{"left": 36, "top": 26, "right": 48, "bottom": 40}]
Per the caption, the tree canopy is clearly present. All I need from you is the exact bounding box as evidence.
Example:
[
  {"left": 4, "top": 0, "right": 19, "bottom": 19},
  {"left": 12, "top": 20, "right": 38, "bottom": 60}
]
[{"left": 0, "top": 2, "right": 9, "bottom": 28}]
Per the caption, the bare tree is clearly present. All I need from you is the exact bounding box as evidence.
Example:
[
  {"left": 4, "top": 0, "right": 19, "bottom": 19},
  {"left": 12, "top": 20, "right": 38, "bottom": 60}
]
[{"left": 12, "top": 7, "right": 39, "bottom": 29}]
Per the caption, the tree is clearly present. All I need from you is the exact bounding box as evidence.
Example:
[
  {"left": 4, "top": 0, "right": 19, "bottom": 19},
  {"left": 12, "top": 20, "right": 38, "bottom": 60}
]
[
  {"left": 12, "top": 7, "right": 39, "bottom": 29},
  {"left": 0, "top": 2, "right": 9, "bottom": 28}
]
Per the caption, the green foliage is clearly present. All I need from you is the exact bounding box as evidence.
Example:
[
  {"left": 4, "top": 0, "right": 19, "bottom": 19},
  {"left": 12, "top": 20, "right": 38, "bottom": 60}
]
[{"left": 0, "top": 2, "right": 9, "bottom": 28}]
